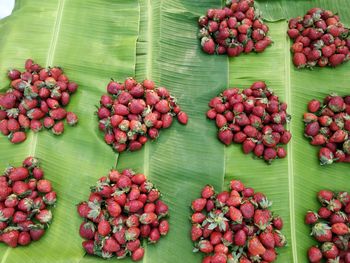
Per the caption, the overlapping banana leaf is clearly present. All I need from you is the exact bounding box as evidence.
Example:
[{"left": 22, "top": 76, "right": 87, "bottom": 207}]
[{"left": 0, "top": 0, "right": 350, "bottom": 262}]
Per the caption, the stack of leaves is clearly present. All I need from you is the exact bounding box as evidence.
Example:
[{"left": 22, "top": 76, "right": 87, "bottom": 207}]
[
  {"left": 303, "top": 94, "right": 350, "bottom": 165},
  {"left": 198, "top": 0, "right": 272, "bottom": 56},
  {"left": 190, "top": 180, "right": 286, "bottom": 263},
  {"left": 305, "top": 190, "right": 350, "bottom": 262},
  {"left": 207, "top": 81, "right": 292, "bottom": 163},
  {"left": 0, "top": 157, "right": 56, "bottom": 247},
  {"left": 0, "top": 59, "right": 78, "bottom": 144},
  {"left": 97, "top": 77, "right": 188, "bottom": 153},
  {"left": 77, "top": 169, "right": 169, "bottom": 261},
  {"left": 288, "top": 8, "right": 350, "bottom": 68}
]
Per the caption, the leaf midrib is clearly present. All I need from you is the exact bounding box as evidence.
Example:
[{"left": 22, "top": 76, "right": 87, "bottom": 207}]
[
  {"left": 0, "top": 248, "right": 10, "bottom": 263},
  {"left": 142, "top": 0, "right": 153, "bottom": 192},
  {"left": 28, "top": 0, "right": 65, "bottom": 157},
  {"left": 284, "top": 22, "right": 297, "bottom": 263},
  {"left": 137, "top": 0, "right": 155, "bottom": 262}
]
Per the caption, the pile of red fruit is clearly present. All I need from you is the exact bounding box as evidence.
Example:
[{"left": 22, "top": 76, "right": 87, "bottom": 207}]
[
  {"left": 190, "top": 179, "right": 286, "bottom": 263},
  {"left": 97, "top": 77, "right": 188, "bottom": 153},
  {"left": 0, "top": 157, "right": 56, "bottom": 247},
  {"left": 303, "top": 94, "right": 350, "bottom": 165},
  {"left": 288, "top": 8, "right": 350, "bottom": 68},
  {"left": 0, "top": 59, "right": 78, "bottom": 144},
  {"left": 77, "top": 168, "right": 169, "bottom": 261},
  {"left": 198, "top": 0, "right": 272, "bottom": 56},
  {"left": 306, "top": 190, "right": 350, "bottom": 262},
  {"left": 207, "top": 81, "right": 292, "bottom": 163}
]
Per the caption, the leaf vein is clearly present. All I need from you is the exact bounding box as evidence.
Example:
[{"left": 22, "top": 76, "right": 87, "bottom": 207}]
[
  {"left": 284, "top": 22, "right": 297, "bottom": 263},
  {"left": 28, "top": 0, "right": 65, "bottom": 157}
]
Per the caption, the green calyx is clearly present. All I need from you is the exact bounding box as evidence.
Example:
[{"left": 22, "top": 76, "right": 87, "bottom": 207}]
[
  {"left": 204, "top": 211, "right": 228, "bottom": 232},
  {"left": 87, "top": 201, "right": 101, "bottom": 220},
  {"left": 343, "top": 140, "right": 350, "bottom": 154},
  {"left": 259, "top": 198, "right": 272, "bottom": 209},
  {"left": 311, "top": 222, "right": 331, "bottom": 236},
  {"left": 6, "top": 108, "right": 19, "bottom": 118},
  {"left": 0, "top": 210, "right": 9, "bottom": 222},
  {"left": 24, "top": 86, "right": 38, "bottom": 99}
]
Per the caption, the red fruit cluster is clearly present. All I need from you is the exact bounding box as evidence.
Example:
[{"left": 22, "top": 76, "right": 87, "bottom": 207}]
[
  {"left": 77, "top": 169, "right": 169, "bottom": 261},
  {"left": 288, "top": 8, "right": 350, "bottom": 68},
  {"left": 0, "top": 157, "right": 56, "bottom": 247},
  {"left": 97, "top": 77, "right": 188, "bottom": 153},
  {"left": 198, "top": 0, "right": 272, "bottom": 56},
  {"left": 0, "top": 59, "right": 78, "bottom": 144},
  {"left": 303, "top": 94, "right": 350, "bottom": 165},
  {"left": 191, "top": 180, "right": 286, "bottom": 263},
  {"left": 306, "top": 190, "right": 350, "bottom": 262},
  {"left": 207, "top": 81, "right": 292, "bottom": 163}
]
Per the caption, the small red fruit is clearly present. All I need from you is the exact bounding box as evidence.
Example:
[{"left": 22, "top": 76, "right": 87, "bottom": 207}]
[
  {"left": 37, "top": 180, "right": 52, "bottom": 193},
  {"left": 248, "top": 236, "right": 266, "bottom": 256},
  {"left": 18, "top": 232, "right": 31, "bottom": 246},
  {"left": 293, "top": 52, "right": 307, "bottom": 68},
  {"left": 308, "top": 99, "right": 321, "bottom": 113},
  {"left": 308, "top": 246, "right": 323, "bottom": 263},
  {"left": 319, "top": 147, "right": 334, "bottom": 165},
  {"left": 82, "top": 240, "right": 94, "bottom": 255},
  {"left": 331, "top": 222, "right": 349, "bottom": 235},
  {"left": 98, "top": 220, "right": 111, "bottom": 236},
  {"left": 9, "top": 167, "right": 29, "bottom": 181},
  {"left": 52, "top": 121, "right": 64, "bottom": 135},
  {"left": 1, "top": 230, "right": 19, "bottom": 247},
  {"left": 201, "top": 37, "right": 215, "bottom": 54},
  {"left": 66, "top": 112, "right": 78, "bottom": 126},
  {"left": 177, "top": 111, "right": 188, "bottom": 125},
  {"left": 159, "top": 220, "right": 169, "bottom": 235},
  {"left": 9, "top": 131, "right": 26, "bottom": 144},
  {"left": 132, "top": 247, "right": 145, "bottom": 261}
]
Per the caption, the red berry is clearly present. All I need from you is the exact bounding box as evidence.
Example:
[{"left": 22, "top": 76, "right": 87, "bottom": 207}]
[
  {"left": 159, "top": 220, "right": 169, "bottom": 235},
  {"left": 308, "top": 246, "right": 322, "bottom": 262},
  {"left": 10, "top": 131, "right": 26, "bottom": 144},
  {"left": 201, "top": 185, "right": 215, "bottom": 199},
  {"left": 37, "top": 180, "right": 52, "bottom": 193},
  {"left": 248, "top": 236, "right": 266, "bottom": 256},
  {"left": 132, "top": 247, "right": 145, "bottom": 261},
  {"left": 1, "top": 230, "right": 19, "bottom": 247},
  {"left": 98, "top": 220, "right": 111, "bottom": 236},
  {"left": 177, "top": 111, "right": 188, "bottom": 125},
  {"left": 18, "top": 231, "right": 31, "bottom": 246},
  {"left": 82, "top": 240, "right": 94, "bottom": 255},
  {"left": 52, "top": 121, "right": 64, "bottom": 135},
  {"left": 66, "top": 112, "right": 78, "bottom": 126}
]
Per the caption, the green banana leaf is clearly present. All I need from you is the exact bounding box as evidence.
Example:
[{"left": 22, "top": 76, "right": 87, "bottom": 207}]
[{"left": 0, "top": 0, "right": 350, "bottom": 262}]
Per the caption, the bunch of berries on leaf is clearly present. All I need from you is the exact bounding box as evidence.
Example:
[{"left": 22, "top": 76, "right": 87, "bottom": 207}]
[
  {"left": 198, "top": 0, "right": 272, "bottom": 56},
  {"left": 207, "top": 81, "right": 292, "bottom": 163},
  {"left": 0, "top": 157, "right": 56, "bottom": 247},
  {"left": 288, "top": 8, "right": 350, "bottom": 68},
  {"left": 305, "top": 190, "right": 350, "bottom": 262},
  {"left": 190, "top": 179, "right": 286, "bottom": 263},
  {"left": 0, "top": 59, "right": 79, "bottom": 144},
  {"left": 304, "top": 94, "right": 350, "bottom": 165},
  {"left": 77, "top": 168, "right": 170, "bottom": 261},
  {"left": 97, "top": 77, "right": 188, "bottom": 153}
]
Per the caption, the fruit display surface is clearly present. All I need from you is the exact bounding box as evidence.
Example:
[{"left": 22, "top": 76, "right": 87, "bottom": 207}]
[{"left": 0, "top": 0, "right": 350, "bottom": 262}]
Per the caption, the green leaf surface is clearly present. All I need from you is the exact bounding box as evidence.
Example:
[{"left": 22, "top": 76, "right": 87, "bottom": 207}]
[
  {"left": 0, "top": 0, "right": 350, "bottom": 262},
  {"left": 256, "top": 0, "right": 350, "bottom": 24},
  {"left": 0, "top": 0, "right": 139, "bottom": 262}
]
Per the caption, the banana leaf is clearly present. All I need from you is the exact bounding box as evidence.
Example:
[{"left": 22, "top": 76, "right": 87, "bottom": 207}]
[{"left": 0, "top": 0, "right": 350, "bottom": 262}]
